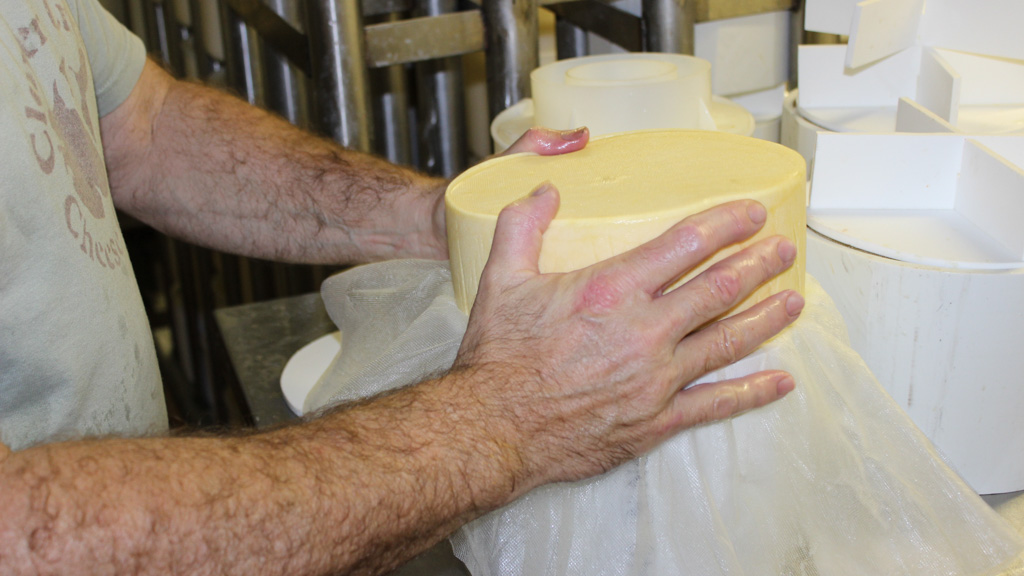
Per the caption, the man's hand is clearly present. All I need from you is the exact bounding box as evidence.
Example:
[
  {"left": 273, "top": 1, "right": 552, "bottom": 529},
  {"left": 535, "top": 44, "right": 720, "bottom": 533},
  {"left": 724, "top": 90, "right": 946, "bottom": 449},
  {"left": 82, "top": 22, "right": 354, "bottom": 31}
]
[
  {"left": 497, "top": 127, "right": 591, "bottom": 157},
  {"left": 454, "top": 184, "right": 803, "bottom": 499}
]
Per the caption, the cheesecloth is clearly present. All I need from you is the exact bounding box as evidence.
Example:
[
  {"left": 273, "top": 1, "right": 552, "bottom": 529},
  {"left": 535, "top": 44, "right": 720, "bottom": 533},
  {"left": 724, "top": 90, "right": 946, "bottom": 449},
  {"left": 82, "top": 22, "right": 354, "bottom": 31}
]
[{"left": 305, "top": 259, "right": 1023, "bottom": 576}]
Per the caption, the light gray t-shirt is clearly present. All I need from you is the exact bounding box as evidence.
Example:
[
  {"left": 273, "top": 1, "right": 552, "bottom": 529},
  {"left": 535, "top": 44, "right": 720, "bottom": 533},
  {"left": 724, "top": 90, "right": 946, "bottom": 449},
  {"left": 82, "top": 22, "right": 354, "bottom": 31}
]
[{"left": 0, "top": 0, "right": 167, "bottom": 450}]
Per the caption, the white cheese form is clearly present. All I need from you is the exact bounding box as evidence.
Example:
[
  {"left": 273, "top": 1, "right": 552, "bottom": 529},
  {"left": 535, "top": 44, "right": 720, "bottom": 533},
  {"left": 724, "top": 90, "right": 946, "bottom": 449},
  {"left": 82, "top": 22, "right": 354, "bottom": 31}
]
[{"left": 446, "top": 130, "right": 807, "bottom": 316}]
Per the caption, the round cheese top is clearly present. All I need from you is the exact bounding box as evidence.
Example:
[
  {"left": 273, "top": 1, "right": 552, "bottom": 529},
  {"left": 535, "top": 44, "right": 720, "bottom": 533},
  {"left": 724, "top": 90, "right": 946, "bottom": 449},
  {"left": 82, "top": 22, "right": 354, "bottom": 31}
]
[{"left": 446, "top": 130, "right": 807, "bottom": 315}]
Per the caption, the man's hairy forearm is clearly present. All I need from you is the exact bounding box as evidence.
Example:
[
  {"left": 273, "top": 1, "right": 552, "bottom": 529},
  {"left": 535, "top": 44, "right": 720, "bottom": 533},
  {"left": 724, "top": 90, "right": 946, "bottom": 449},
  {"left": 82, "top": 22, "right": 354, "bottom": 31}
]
[
  {"left": 102, "top": 60, "right": 447, "bottom": 264},
  {"left": 0, "top": 194, "right": 802, "bottom": 575},
  {"left": 0, "top": 369, "right": 521, "bottom": 576}
]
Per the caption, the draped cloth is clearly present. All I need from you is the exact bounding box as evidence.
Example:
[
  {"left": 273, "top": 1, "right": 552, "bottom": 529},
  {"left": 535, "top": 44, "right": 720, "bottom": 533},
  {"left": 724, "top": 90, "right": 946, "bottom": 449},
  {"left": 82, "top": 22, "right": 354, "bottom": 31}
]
[{"left": 307, "top": 260, "right": 1023, "bottom": 576}]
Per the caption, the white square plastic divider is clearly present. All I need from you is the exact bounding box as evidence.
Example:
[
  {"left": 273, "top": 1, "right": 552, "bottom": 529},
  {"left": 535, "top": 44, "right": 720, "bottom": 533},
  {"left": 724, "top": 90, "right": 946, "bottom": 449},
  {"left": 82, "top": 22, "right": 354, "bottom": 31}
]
[
  {"left": 804, "top": 131, "right": 1024, "bottom": 494},
  {"left": 805, "top": 0, "right": 1024, "bottom": 64},
  {"left": 983, "top": 136, "right": 1024, "bottom": 167},
  {"left": 956, "top": 139, "right": 1024, "bottom": 260},
  {"left": 798, "top": 44, "right": 1024, "bottom": 135},
  {"left": 921, "top": 0, "right": 1024, "bottom": 62},
  {"left": 941, "top": 49, "right": 1024, "bottom": 106},
  {"left": 804, "top": 0, "right": 861, "bottom": 36},
  {"left": 891, "top": 50, "right": 1024, "bottom": 134},
  {"left": 809, "top": 132, "right": 961, "bottom": 209},
  {"left": 846, "top": 0, "right": 924, "bottom": 69},
  {"left": 895, "top": 97, "right": 956, "bottom": 133},
  {"left": 798, "top": 44, "right": 920, "bottom": 111},
  {"left": 807, "top": 132, "right": 1024, "bottom": 269},
  {"left": 694, "top": 10, "right": 792, "bottom": 97},
  {"left": 915, "top": 47, "right": 960, "bottom": 123}
]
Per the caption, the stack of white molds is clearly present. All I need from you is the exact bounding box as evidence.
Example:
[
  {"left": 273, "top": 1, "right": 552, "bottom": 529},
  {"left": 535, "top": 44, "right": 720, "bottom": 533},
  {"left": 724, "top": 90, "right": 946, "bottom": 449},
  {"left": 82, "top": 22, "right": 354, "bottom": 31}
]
[
  {"left": 783, "top": 0, "right": 1024, "bottom": 172},
  {"left": 691, "top": 7, "right": 791, "bottom": 142},
  {"left": 583, "top": 0, "right": 793, "bottom": 142},
  {"left": 489, "top": 53, "right": 754, "bottom": 153},
  {"left": 806, "top": 131, "right": 1024, "bottom": 494},
  {"left": 729, "top": 82, "right": 788, "bottom": 143},
  {"left": 471, "top": 7, "right": 790, "bottom": 159}
]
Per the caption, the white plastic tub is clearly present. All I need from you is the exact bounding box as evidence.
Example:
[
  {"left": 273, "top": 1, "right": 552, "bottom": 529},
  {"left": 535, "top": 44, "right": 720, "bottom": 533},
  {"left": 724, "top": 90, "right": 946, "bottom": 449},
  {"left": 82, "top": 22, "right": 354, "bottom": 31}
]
[{"left": 805, "top": 132, "right": 1024, "bottom": 494}]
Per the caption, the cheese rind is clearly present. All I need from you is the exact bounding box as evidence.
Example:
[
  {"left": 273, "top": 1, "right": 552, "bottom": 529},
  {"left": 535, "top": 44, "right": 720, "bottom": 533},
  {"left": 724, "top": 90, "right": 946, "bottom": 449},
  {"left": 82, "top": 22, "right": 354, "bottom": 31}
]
[{"left": 446, "top": 130, "right": 807, "bottom": 315}]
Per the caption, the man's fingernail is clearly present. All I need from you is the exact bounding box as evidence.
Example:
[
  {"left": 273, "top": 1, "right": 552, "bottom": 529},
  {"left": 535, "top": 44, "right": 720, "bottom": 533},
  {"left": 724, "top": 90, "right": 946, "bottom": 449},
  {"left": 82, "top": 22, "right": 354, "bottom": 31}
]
[
  {"left": 785, "top": 291, "right": 804, "bottom": 317},
  {"left": 560, "top": 127, "right": 587, "bottom": 140},
  {"left": 531, "top": 181, "right": 554, "bottom": 197},
  {"left": 777, "top": 239, "right": 796, "bottom": 264},
  {"left": 776, "top": 375, "right": 796, "bottom": 396},
  {"left": 747, "top": 202, "right": 767, "bottom": 224}
]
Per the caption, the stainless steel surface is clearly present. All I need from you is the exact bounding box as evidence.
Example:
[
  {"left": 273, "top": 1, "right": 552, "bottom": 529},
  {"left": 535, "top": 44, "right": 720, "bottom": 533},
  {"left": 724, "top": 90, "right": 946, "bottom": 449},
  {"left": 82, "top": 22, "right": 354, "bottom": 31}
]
[
  {"left": 555, "top": 14, "right": 590, "bottom": 59},
  {"left": 363, "top": 11, "right": 485, "bottom": 68},
  {"left": 215, "top": 293, "right": 330, "bottom": 428},
  {"left": 263, "top": 0, "right": 311, "bottom": 128},
  {"left": 483, "top": 0, "right": 539, "bottom": 122},
  {"left": 642, "top": 0, "right": 696, "bottom": 54},
  {"left": 214, "top": 293, "right": 471, "bottom": 575},
  {"left": 414, "top": 0, "right": 467, "bottom": 177},
  {"left": 307, "top": 0, "right": 373, "bottom": 151}
]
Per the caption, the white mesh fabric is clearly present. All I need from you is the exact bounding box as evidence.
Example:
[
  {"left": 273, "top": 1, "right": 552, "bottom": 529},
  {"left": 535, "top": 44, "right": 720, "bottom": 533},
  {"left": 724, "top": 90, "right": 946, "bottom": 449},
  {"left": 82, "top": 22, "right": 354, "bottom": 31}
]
[
  {"left": 304, "top": 260, "right": 467, "bottom": 411},
  {"left": 306, "top": 260, "right": 1023, "bottom": 574}
]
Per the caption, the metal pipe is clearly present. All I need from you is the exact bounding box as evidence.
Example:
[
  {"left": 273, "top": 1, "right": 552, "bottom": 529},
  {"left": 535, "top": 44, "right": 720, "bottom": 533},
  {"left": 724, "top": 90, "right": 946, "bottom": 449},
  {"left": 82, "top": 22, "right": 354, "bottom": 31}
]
[
  {"left": 483, "top": 0, "right": 539, "bottom": 122},
  {"left": 220, "top": 2, "right": 265, "bottom": 105},
  {"left": 262, "top": 0, "right": 311, "bottom": 128},
  {"left": 188, "top": 0, "right": 224, "bottom": 79},
  {"left": 642, "top": 0, "right": 696, "bottom": 55},
  {"left": 414, "top": 0, "right": 466, "bottom": 177},
  {"left": 142, "top": 0, "right": 185, "bottom": 73},
  {"left": 125, "top": 0, "right": 148, "bottom": 40},
  {"left": 172, "top": 0, "right": 200, "bottom": 79},
  {"left": 372, "top": 11, "right": 413, "bottom": 167},
  {"left": 555, "top": 15, "right": 589, "bottom": 60},
  {"left": 306, "top": 0, "right": 373, "bottom": 151},
  {"left": 789, "top": 0, "right": 804, "bottom": 89}
]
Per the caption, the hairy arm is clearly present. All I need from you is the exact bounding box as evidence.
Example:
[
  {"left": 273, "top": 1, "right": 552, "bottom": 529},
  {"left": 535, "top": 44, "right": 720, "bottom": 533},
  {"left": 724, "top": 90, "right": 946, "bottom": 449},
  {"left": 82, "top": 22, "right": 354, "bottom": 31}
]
[
  {"left": 0, "top": 372, "right": 523, "bottom": 576},
  {"left": 0, "top": 197, "right": 802, "bottom": 575},
  {"left": 100, "top": 60, "right": 588, "bottom": 265},
  {"left": 101, "top": 59, "right": 448, "bottom": 264}
]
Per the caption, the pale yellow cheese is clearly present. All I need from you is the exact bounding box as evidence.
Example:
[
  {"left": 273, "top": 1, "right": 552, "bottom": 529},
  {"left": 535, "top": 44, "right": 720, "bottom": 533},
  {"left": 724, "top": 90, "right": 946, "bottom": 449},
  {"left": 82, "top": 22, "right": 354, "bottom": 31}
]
[{"left": 445, "top": 130, "right": 806, "bottom": 316}]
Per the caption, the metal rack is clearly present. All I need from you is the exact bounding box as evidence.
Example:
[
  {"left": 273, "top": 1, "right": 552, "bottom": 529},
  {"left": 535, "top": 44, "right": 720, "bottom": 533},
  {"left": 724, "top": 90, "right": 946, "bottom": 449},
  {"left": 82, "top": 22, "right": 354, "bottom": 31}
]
[
  {"left": 126, "top": 0, "right": 803, "bottom": 171},
  {"left": 218, "top": 0, "right": 800, "bottom": 175}
]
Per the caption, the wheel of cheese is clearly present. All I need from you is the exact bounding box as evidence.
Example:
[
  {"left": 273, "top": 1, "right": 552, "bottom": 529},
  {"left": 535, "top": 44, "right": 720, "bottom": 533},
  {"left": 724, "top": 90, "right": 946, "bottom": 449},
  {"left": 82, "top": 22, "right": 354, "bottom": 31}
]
[{"left": 445, "top": 130, "right": 807, "bottom": 315}]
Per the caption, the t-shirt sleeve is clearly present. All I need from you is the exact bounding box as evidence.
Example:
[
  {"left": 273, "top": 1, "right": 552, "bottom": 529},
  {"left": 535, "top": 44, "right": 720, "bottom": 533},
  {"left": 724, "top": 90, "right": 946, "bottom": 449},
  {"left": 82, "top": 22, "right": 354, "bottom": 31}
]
[{"left": 69, "top": 0, "right": 148, "bottom": 117}]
